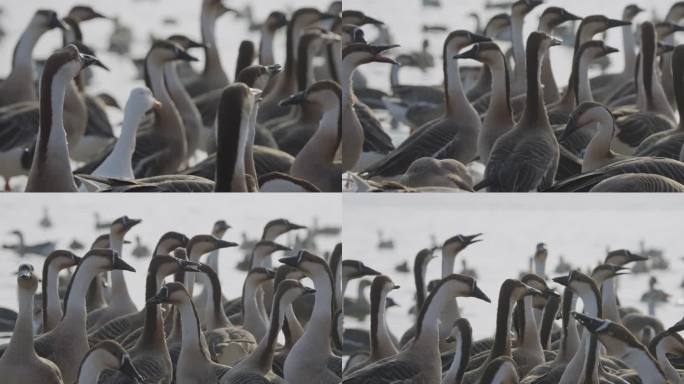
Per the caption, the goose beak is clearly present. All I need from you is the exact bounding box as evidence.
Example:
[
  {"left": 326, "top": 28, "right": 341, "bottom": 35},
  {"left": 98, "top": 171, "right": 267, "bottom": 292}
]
[
  {"left": 112, "top": 257, "right": 136, "bottom": 272},
  {"left": 123, "top": 218, "right": 142, "bottom": 231},
  {"left": 370, "top": 44, "right": 400, "bottom": 64},
  {"left": 362, "top": 15, "right": 384, "bottom": 25},
  {"left": 51, "top": 15, "right": 68, "bottom": 31},
  {"left": 152, "top": 100, "right": 162, "bottom": 111},
  {"left": 279, "top": 256, "right": 300, "bottom": 267},
  {"left": 288, "top": 222, "right": 306, "bottom": 230},
  {"left": 563, "top": 11, "right": 582, "bottom": 22},
  {"left": 628, "top": 252, "right": 648, "bottom": 262},
  {"left": 453, "top": 46, "right": 479, "bottom": 61},
  {"left": 180, "top": 260, "right": 201, "bottom": 272},
  {"left": 469, "top": 33, "right": 491, "bottom": 44},
  {"left": 471, "top": 285, "right": 491, "bottom": 303},
  {"left": 605, "top": 46, "right": 620, "bottom": 55},
  {"left": 120, "top": 355, "right": 143, "bottom": 383},
  {"left": 187, "top": 40, "right": 208, "bottom": 49},
  {"left": 607, "top": 19, "right": 631, "bottom": 28},
  {"left": 146, "top": 293, "right": 166, "bottom": 305},
  {"left": 275, "top": 243, "right": 292, "bottom": 252},
  {"left": 91, "top": 11, "right": 110, "bottom": 20},
  {"left": 658, "top": 43, "right": 675, "bottom": 54},
  {"left": 279, "top": 91, "right": 307, "bottom": 107},
  {"left": 360, "top": 264, "right": 381, "bottom": 277},
  {"left": 392, "top": 285, "right": 401, "bottom": 290},
  {"left": 464, "top": 233, "right": 483, "bottom": 245},
  {"left": 80, "top": 54, "right": 109, "bottom": 71},
  {"left": 216, "top": 240, "right": 239, "bottom": 249},
  {"left": 572, "top": 312, "right": 606, "bottom": 333},
  {"left": 550, "top": 38, "right": 563, "bottom": 47},
  {"left": 527, "top": 286, "right": 543, "bottom": 297},
  {"left": 267, "top": 64, "right": 283, "bottom": 76},
  {"left": 552, "top": 275, "right": 570, "bottom": 286},
  {"left": 176, "top": 49, "right": 199, "bottom": 62}
]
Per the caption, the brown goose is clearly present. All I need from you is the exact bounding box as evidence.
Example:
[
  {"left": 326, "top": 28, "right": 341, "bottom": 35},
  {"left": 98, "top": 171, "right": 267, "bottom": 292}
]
[
  {"left": 41, "top": 250, "right": 81, "bottom": 333},
  {"left": 508, "top": 0, "right": 543, "bottom": 95},
  {"left": 538, "top": 7, "right": 582, "bottom": 104},
  {"left": 259, "top": 11, "right": 288, "bottom": 66},
  {"left": 660, "top": 2, "right": 684, "bottom": 112},
  {"left": 77, "top": 341, "right": 143, "bottom": 384},
  {"left": 476, "top": 33, "right": 561, "bottom": 192}
]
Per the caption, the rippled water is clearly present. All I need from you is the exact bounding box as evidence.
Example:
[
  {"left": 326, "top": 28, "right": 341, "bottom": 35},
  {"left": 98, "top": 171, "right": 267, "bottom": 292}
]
[{"left": 343, "top": 194, "right": 684, "bottom": 339}]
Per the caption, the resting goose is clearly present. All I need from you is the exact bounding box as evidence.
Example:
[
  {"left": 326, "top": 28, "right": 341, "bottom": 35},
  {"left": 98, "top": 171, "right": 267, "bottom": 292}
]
[
  {"left": 574, "top": 313, "right": 669, "bottom": 383},
  {"left": 362, "top": 31, "right": 490, "bottom": 179},
  {"left": 41, "top": 250, "right": 81, "bottom": 333},
  {"left": 149, "top": 282, "right": 230, "bottom": 383},
  {"left": 0, "top": 265, "right": 62, "bottom": 384},
  {"left": 477, "top": 33, "right": 561, "bottom": 192},
  {"left": 20, "top": 45, "right": 105, "bottom": 192},
  {"left": 87, "top": 216, "right": 142, "bottom": 329},
  {"left": 0, "top": 10, "right": 66, "bottom": 107},
  {"left": 343, "top": 274, "right": 491, "bottom": 384},
  {"left": 221, "top": 279, "right": 314, "bottom": 384},
  {"left": 32, "top": 249, "right": 136, "bottom": 384},
  {"left": 79, "top": 87, "right": 160, "bottom": 190},
  {"left": 77, "top": 341, "right": 143, "bottom": 383}
]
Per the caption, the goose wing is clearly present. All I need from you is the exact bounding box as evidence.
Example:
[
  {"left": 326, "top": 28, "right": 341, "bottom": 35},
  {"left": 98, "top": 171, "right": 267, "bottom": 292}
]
[
  {"left": 484, "top": 135, "right": 558, "bottom": 192},
  {"left": 590, "top": 174, "right": 684, "bottom": 192},
  {"left": 634, "top": 131, "right": 684, "bottom": 159},
  {"left": 87, "top": 312, "right": 141, "bottom": 344},
  {"left": 363, "top": 118, "right": 457, "bottom": 178},
  {"left": 179, "top": 147, "right": 294, "bottom": 181},
  {"left": 615, "top": 111, "right": 675, "bottom": 148},
  {"left": 0, "top": 104, "right": 39, "bottom": 151},
  {"left": 84, "top": 95, "right": 115, "bottom": 138},
  {"left": 355, "top": 102, "right": 394, "bottom": 154},
  {"left": 194, "top": 89, "right": 222, "bottom": 127},
  {"left": 222, "top": 372, "right": 272, "bottom": 384},
  {"left": 342, "top": 359, "right": 421, "bottom": 384}
]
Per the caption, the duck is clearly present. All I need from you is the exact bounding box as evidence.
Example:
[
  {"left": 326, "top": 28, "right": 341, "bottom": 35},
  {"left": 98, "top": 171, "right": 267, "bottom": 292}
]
[
  {"left": 343, "top": 274, "right": 491, "bottom": 384},
  {"left": 476, "top": 33, "right": 561, "bottom": 192},
  {"left": 0, "top": 264, "right": 62, "bottom": 384}
]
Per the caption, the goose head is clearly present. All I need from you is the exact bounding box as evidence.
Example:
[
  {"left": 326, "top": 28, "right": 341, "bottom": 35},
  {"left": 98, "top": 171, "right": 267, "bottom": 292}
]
[
  {"left": 81, "top": 249, "right": 136, "bottom": 273},
  {"left": 511, "top": 0, "right": 543, "bottom": 18},
  {"left": 237, "top": 64, "right": 283, "bottom": 90},
  {"left": 212, "top": 220, "right": 231, "bottom": 237},
  {"left": 263, "top": 218, "right": 306, "bottom": 239},
  {"left": 573, "top": 312, "right": 644, "bottom": 348},
  {"left": 579, "top": 15, "right": 631, "bottom": 40},
  {"left": 81, "top": 341, "right": 143, "bottom": 383},
  {"left": 655, "top": 21, "right": 684, "bottom": 40},
  {"left": 560, "top": 101, "right": 615, "bottom": 142},
  {"left": 342, "top": 43, "right": 400, "bottom": 68},
  {"left": 245, "top": 267, "right": 276, "bottom": 287},
  {"left": 552, "top": 270, "right": 599, "bottom": 301},
  {"left": 67, "top": 5, "right": 109, "bottom": 22},
  {"left": 623, "top": 4, "right": 645, "bottom": 22},
  {"left": 280, "top": 80, "right": 341, "bottom": 112},
  {"left": 253, "top": 240, "right": 292, "bottom": 257},
  {"left": 453, "top": 42, "right": 506, "bottom": 68},
  {"left": 372, "top": 274, "right": 400, "bottom": 296},
  {"left": 32, "top": 9, "right": 68, "bottom": 32},
  {"left": 605, "top": 249, "right": 647, "bottom": 266},
  {"left": 279, "top": 250, "right": 331, "bottom": 279},
  {"left": 442, "top": 234, "right": 482, "bottom": 257},
  {"left": 520, "top": 273, "right": 557, "bottom": 309},
  {"left": 110, "top": 216, "right": 142, "bottom": 237},
  {"left": 204, "top": 0, "right": 238, "bottom": 18},
  {"left": 46, "top": 250, "right": 82, "bottom": 270},
  {"left": 186, "top": 235, "right": 238, "bottom": 259},
  {"left": 341, "top": 10, "right": 383, "bottom": 26},
  {"left": 540, "top": 7, "right": 582, "bottom": 31},
  {"left": 148, "top": 282, "right": 190, "bottom": 305},
  {"left": 167, "top": 34, "right": 207, "bottom": 51},
  {"left": 445, "top": 317, "right": 472, "bottom": 344},
  {"left": 44, "top": 44, "right": 108, "bottom": 84},
  {"left": 265, "top": 11, "right": 288, "bottom": 31},
  {"left": 444, "top": 30, "right": 491, "bottom": 57},
  {"left": 502, "top": 278, "right": 543, "bottom": 303},
  {"left": 154, "top": 231, "right": 189, "bottom": 256},
  {"left": 435, "top": 274, "right": 491, "bottom": 303},
  {"left": 342, "top": 260, "right": 381, "bottom": 282},
  {"left": 578, "top": 40, "right": 620, "bottom": 63},
  {"left": 17, "top": 264, "right": 39, "bottom": 291},
  {"left": 125, "top": 87, "right": 161, "bottom": 117},
  {"left": 667, "top": 2, "right": 684, "bottom": 22},
  {"left": 150, "top": 255, "right": 201, "bottom": 278},
  {"left": 342, "top": 24, "right": 367, "bottom": 46},
  {"left": 534, "top": 242, "right": 548, "bottom": 264},
  {"left": 275, "top": 279, "right": 315, "bottom": 308},
  {"left": 484, "top": 13, "right": 511, "bottom": 40},
  {"left": 591, "top": 263, "right": 630, "bottom": 284},
  {"left": 147, "top": 40, "right": 198, "bottom": 65}
]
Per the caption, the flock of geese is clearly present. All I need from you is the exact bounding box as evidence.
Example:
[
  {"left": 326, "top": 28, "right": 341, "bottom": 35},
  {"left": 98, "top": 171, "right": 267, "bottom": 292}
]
[
  {"left": 341, "top": 234, "right": 684, "bottom": 383},
  {"left": 0, "top": 1, "right": 343, "bottom": 192},
  {"left": 345, "top": 1, "right": 684, "bottom": 192},
  {"left": 0, "top": 215, "right": 347, "bottom": 383}
]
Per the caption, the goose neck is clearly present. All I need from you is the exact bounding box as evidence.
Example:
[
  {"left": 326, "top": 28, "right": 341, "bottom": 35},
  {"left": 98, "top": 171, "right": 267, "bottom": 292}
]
[
  {"left": 63, "top": 260, "right": 99, "bottom": 325},
  {"left": 259, "top": 26, "right": 276, "bottom": 65},
  {"left": 370, "top": 289, "right": 398, "bottom": 358},
  {"left": 444, "top": 50, "right": 475, "bottom": 119},
  {"left": 622, "top": 24, "right": 637, "bottom": 76},
  {"left": 584, "top": 118, "right": 616, "bottom": 166},
  {"left": 284, "top": 305, "right": 304, "bottom": 347},
  {"left": 109, "top": 236, "right": 134, "bottom": 309},
  {"left": 245, "top": 293, "right": 286, "bottom": 373},
  {"left": 576, "top": 54, "right": 595, "bottom": 104},
  {"left": 443, "top": 329, "right": 469, "bottom": 384},
  {"left": 242, "top": 280, "right": 267, "bottom": 336},
  {"left": 490, "top": 289, "right": 516, "bottom": 358},
  {"left": 415, "top": 285, "right": 453, "bottom": 348},
  {"left": 521, "top": 45, "right": 549, "bottom": 127},
  {"left": 77, "top": 350, "right": 109, "bottom": 384},
  {"left": 5, "top": 287, "right": 37, "bottom": 359},
  {"left": 108, "top": 97, "right": 147, "bottom": 169},
  {"left": 178, "top": 297, "right": 211, "bottom": 361},
  {"left": 622, "top": 348, "right": 667, "bottom": 384},
  {"left": 601, "top": 279, "right": 621, "bottom": 323},
  {"left": 44, "top": 261, "right": 65, "bottom": 330},
  {"left": 483, "top": 58, "right": 513, "bottom": 126},
  {"left": 510, "top": 14, "right": 527, "bottom": 87},
  {"left": 293, "top": 102, "right": 339, "bottom": 172},
  {"left": 200, "top": 7, "right": 224, "bottom": 78},
  {"left": 146, "top": 56, "right": 187, "bottom": 154},
  {"left": 215, "top": 98, "right": 250, "bottom": 192},
  {"left": 164, "top": 61, "right": 201, "bottom": 155},
  {"left": 655, "top": 340, "right": 680, "bottom": 383},
  {"left": 204, "top": 269, "right": 230, "bottom": 330},
  {"left": 520, "top": 295, "right": 542, "bottom": 354}
]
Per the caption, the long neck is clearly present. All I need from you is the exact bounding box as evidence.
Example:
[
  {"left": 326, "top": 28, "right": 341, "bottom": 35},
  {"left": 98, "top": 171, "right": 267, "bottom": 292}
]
[
  {"left": 370, "top": 290, "right": 398, "bottom": 358},
  {"left": 577, "top": 54, "right": 595, "bottom": 104},
  {"left": 284, "top": 305, "right": 304, "bottom": 348},
  {"left": 293, "top": 102, "right": 339, "bottom": 171},
  {"left": 441, "top": 251, "right": 456, "bottom": 277},
  {"left": 490, "top": 290, "right": 516, "bottom": 358},
  {"left": 215, "top": 102, "right": 250, "bottom": 192},
  {"left": 107, "top": 101, "right": 146, "bottom": 173},
  {"left": 200, "top": 7, "right": 225, "bottom": 79},
  {"left": 539, "top": 294, "right": 560, "bottom": 349},
  {"left": 44, "top": 262, "right": 64, "bottom": 331},
  {"left": 241, "top": 295, "right": 286, "bottom": 373},
  {"left": 445, "top": 48, "right": 475, "bottom": 118},
  {"left": 203, "top": 269, "right": 230, "bottom": 330},
  {"left": 414, "top": 287, "right": 452, "bottom": 351},
  {"left": 414, "top": 261, "right": 427, "bottom": 318},
  {"left": 109, "top": 235, "right": 134, "bottom": 309},
  {"left": 5, "top": 287, "right": 37, "bottom": 358},
  {"left": 139, "top": 269, "right": 169, "bottom": 347},
  {"left": 622, "top": 24, "right": 637, "bottom": 76},
  {"left": 483, "top": 57, "right": 513, "bottom": 127},
  {"left": 521, "top": 44, "right": 549, "bottom": 128},
  {"left": 301, "top": 271, "right": 334, "bottom": 354},
  {"left": 164, "top": 61, "right": 201, "bottom": 155},
  {"left": 5, "top": 24, "right": 44, "bottom": 102},
  {"left": 242, "top": 280, "right": 267, "bottom": 340},
  {"left": 63, "top": 261, "right": 99, "bottom": 327},
  {"left": 601, "top": 278, "right": 621, "bottom": 323},
  {"left": 539, "top": 24, "right": 559, "bottom": 103},
  {"left": 147, "top": 57, "right": 186, "bottom": 143},
  {"left": 259, "top": 26, "right": 276, "bottom": 65},
  {"left": 654, "top": 339, "right": 680, "bottom": 383},
  {"left": 443, "top": 329, "right": 470, "bottom": 384},
  {"left": 674, "top": 50, "right": 684, "bottom": 127},
  {"left": 178, "top": 297, "right": 211, "bottom": 361},
  {"left": 519, "top": 296, "right": 543, "bottom": 356},
  {"left": 585, "top": 116, "right": 615, "bottom": 165},
  {"left": 511, "top": 13, "right": 527, "bottom": 91},
  {"left": 621, "top": 347, "right": 666, "bottom": 383}
]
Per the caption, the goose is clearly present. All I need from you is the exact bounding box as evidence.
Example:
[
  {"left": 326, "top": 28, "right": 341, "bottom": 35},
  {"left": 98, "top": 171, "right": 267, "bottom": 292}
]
[
  {"left": 343, "top": 274, "right": 491, "bottom": 384},
  {"left": 560, "top": 101, "right": 630, "bottom": 172},
  {"left": 270, "top": 265, "right": 308, "bottom": 376},
  {"left": 279, "top": 251, "right": 341, "bottom": 383},
  {"left": 100, "top": 255, "right": 200, "bottom": 384},
  {"left": 361, "top": 31, "right": 490, "bottom": 179},
  {"left": 637, "top": 44, "right": 684, "bottom": 159},
  {"left": 87, "top": 216, "right": 142, "bottom": 329},
  {"left": 235, "top": 267, "right": 274, "bottom": 343},
  {"left": 476, "top": 33, "right": 561, "bottom": 192},
  {"left": 569, "top": 42, "right": 621, "bottom": 107},
  {"left": 194, "top": 220, "right": 231, "bottom": 319},
  {"left": 478, "top": 356, "right": 520, "bottom": 384},
  {"left": 39, "top": 207, "right": 53, "bottom": 228},
  {"left": 602, "top": 249, "right": 647, "bottom": 324},
  {"left": 340, "top": 42, "right": 397, "bottom": 172},
  {"left": 538, "top": 7, "right": 582, "bottom": 104},
  {"left": 640, "top": 276, "right": 669, "bottom": 316},
  {"left": 259, "top": 8, "right": 335, "bottom": 123},
  {"left": 273, "top": 80, "right": 341, "bottom": 192},
  {"left": 344, "top": 275, "right": 400, "bottom": 375},
  {"left": 77, "top": 341, "right": 143, "bottom": 384},
  {"left": 84, "top": 234, "right": 118, "bottom": 312},
  {"left": 3, "top": 230, "right": 55, "bottom": 257},
  {"left": 17, "top": 45, "right": 104, "bottom": 192},
  {"left": 148, "top": 282, "right": 230, "bottom": 383},
  {"left": 648, "top": 326, "right": 684, "bottom": 383},
  {"left": 0, "top": 10, "right": 66, "bottom": 107},
  {"left": 183, "top": 0, "right": 237, "bottom": 97},
  {"left": 660, "top": 2, "right": 684, "bottom": 112},
  {"left": 41, "top": 250, "right": 81, "bottom": 332},
  {"left": 220, "top": 279, "right": 314, "bottom": 384},
  {"left": 439, "top": 234, "right": 482, "bottom": 352},
  {"left": 551, "top": 270, "right": 603, "bottom": 384},
  {"left": 574, "top": 312, "right": 669, "bottom": 383},
  {"left": 441, "top": 318, "right": 472, "bottom": 384},
  {"left": 184, "top": 234, "right": 239, "bottom": 299},
  {"left": 79, "top": 87, "right": 160, "bottom": 190},
  {"left": 0, "top": 265, "right": 62, "bottom": 384},
  {"left": 508, "top": 0, "right": 543, "bottom": 95},
  {"left": 26, "top": 249, "right": 136, "bottom": 384},
  {"left": 195, "top": 263, "right": 257, "bottom": 366},
  {"left": 259, "top": 11, "right": 288, "bottom": 66},
  {"left": 454, "top": 42, "right": 513, "bottom": 164},
  {"left": 461, "top": 279, "right": 542, "bottom": 384}
]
